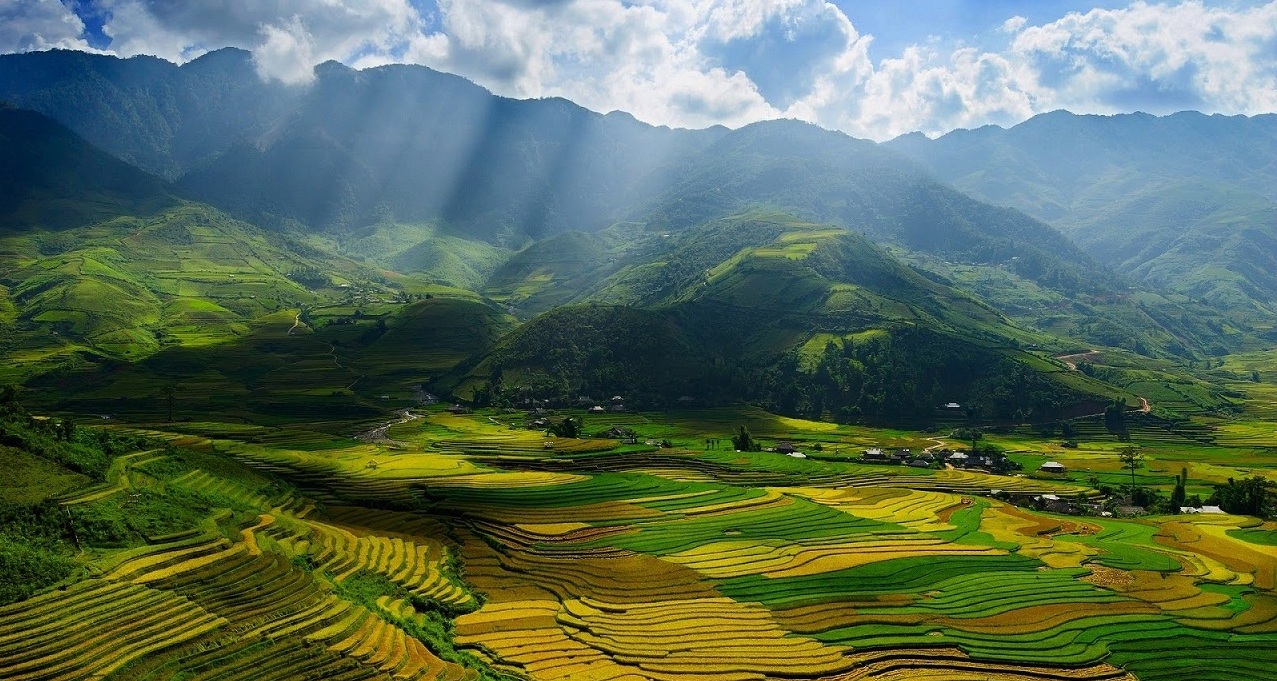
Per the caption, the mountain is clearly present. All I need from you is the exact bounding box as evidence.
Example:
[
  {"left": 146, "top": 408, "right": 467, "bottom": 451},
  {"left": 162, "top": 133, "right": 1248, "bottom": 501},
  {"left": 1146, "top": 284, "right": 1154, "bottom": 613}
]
[
  {"left": 887, "top": 111, "right": 1277, "bottom": 318},
  {"left": 0, "top": 102, "right": 503, "bottom": 389},
  {"left": 175, "top": 61, "right": 723, "bottom": 239},
  {"left": 0, "top": 49, "right": 1266, "bottom": 409},
  {"left": 0, "top": 48, "right": 296, "bottom": 179},
  {"left": 444, "top": 210, "right": 1126, "bottom": 423},
  {"left": 0, "top": 104, "right": 174, "bottom": 228},
  {"left": 0, "top": 51, "right": 1117, "bottom": 294}
]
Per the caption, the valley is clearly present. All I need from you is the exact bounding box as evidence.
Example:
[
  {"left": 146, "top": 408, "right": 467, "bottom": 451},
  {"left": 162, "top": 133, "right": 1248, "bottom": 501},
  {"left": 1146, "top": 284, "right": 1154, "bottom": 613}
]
[
  {"left": 1, "top": 46, "right": 1276, "bottom": 681},
  {"left": 3, "top": 380, "right": 1277, "bottom": 680}
]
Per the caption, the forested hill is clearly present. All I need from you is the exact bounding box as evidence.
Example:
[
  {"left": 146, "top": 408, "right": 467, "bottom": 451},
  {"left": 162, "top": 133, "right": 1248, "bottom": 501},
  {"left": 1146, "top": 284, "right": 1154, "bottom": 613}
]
[
  {"left": 887, "top": 111, "right": 1277, "bottom": 316},
  {"left": 0, "top": 49, "right": 1110, "bottom": 298},
  {"left": 0, "top": 105, "right": 174, "bottom": 228},
  {"left": 0, "top": 48, "right": 294, "bottom": 179}
]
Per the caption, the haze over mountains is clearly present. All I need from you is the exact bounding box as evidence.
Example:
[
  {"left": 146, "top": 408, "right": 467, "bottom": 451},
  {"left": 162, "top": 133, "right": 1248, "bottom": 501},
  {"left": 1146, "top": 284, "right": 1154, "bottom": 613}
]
[
  {"left": 0, "top": 48, "right": 1272, "bottom": 422},
  {"left": 887, "top": 112, "right": 1277, "bottom": 318}
]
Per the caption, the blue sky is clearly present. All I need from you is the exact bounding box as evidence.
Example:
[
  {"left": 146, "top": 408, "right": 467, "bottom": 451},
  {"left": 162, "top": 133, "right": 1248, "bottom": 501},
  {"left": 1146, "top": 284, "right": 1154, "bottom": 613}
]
[
  {"left": 839, "top": 1, "right": 1131, "bottom": 56},
  {"left": 2, "top": 1, "right": 1275, "bottom": 139}
]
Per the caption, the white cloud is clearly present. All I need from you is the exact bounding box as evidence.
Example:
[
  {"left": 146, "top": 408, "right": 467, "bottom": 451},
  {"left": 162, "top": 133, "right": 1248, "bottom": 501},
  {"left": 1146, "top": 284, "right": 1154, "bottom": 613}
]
[
  {"left": 783, "top": 0, "right": 1277, "bottom": 139},
  {"left": 96, "top": 0, "right": 429, "bottom": 81},
  {"left": 0, "top": 0, "right": 94, "bottom": 53},
  {"left": 1001, "top": 15, "right": 1028, "bottom": 33},
  {"left": 254, "top": 17, "right": 316, "bottom": 84},
  {"left": 5, "top": 1, "right": 1276, "bottom": 139}
]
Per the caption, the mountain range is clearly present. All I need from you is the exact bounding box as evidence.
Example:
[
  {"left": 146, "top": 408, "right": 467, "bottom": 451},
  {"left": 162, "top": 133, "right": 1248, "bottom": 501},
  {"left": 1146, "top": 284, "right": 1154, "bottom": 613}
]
[{"left": 0, "top": 48, "right": 1269, "bottom": 424}]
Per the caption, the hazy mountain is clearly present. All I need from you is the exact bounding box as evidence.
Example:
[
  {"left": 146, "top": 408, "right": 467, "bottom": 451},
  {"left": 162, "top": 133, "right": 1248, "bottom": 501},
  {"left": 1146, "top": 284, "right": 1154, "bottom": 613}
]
[
  {"left": 176, "top": 60, "right": 722, "bottom": 239},
  {"left": 0, "top": 50, "right": 1264, "bottom": 369},
  {"left": 0, "top": 104, "right": 174, "bottom": 229},
  {"left": 0, "top": 51, "right": 1110, "bottom": 290},
  {"left": 887, "top": 110, "right": 1277, "bottom": 315},
  {"left": 0, "top": 48, "right": 297, "bottom": 180}
]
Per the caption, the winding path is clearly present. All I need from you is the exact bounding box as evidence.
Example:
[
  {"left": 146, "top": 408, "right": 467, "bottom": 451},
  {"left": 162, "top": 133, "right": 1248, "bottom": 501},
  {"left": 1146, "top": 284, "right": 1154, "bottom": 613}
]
[
  {"left": 1055, "top": 350, "right": 1102, "bottom": 370},
  {"left": 355, "top": 409, "right": 421, "bottom": 443}
]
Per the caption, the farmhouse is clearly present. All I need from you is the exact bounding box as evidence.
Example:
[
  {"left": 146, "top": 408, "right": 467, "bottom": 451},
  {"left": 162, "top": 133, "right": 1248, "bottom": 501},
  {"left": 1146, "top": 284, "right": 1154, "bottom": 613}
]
[
  {"left": 774, "top": 441, "right": 797, "bottom": 454},
  {"left": 1180, "top": 505, "right": 1226, "bottom": 514},
  {"left": 1039, "top": 461, "right": 1067, "bottom": 474},
  {"left": 947, "top": 451, "right": 969, "bottom": 464},
  {"left": 589, "top": 405, "right": 606, "bottom": 413},
  {"left": 862, "top": 448, "right": 889, "bottom": 462}
]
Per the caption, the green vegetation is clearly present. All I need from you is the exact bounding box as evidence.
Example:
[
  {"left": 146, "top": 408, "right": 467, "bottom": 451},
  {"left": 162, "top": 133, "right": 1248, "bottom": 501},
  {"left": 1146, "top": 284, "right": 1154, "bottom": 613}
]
[
  {"left": 890, "top": 110, "right": 1277, "bottom": 323},
  {"left": 6, "top": 48, "right": 1277, "bottom": 681}
]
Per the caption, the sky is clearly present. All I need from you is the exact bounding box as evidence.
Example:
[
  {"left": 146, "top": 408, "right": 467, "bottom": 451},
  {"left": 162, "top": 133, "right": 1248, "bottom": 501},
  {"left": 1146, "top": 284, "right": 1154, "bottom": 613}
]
[{"left": 2, "top": 0, "right": 1275, "bottom": 140}]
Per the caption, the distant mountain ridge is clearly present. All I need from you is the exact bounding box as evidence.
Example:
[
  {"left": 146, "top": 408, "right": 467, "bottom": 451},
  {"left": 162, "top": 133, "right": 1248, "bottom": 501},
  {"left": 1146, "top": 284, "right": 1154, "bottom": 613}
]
[
  {"left": 887, "top": 110, "right": 1277, "bottom": 317},
  {"left": 0, "top": 50, "right": 1117, "bottom": 300},
  {"left": 0, "top": 49, "right": 1269, "bottom": 368}
]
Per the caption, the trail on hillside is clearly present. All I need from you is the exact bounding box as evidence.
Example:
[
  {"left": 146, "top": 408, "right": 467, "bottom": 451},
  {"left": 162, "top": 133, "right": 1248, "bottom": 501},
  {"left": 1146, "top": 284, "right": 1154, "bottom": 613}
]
[
  {"left": 924, "top": 437, "right": 949, "bottom": 453},
  {"left": 1055, "top": 350, "right": 1101, "bottom": 370},
  {"left": 287, "top": 313, "right": 302, "bottom": 335}
]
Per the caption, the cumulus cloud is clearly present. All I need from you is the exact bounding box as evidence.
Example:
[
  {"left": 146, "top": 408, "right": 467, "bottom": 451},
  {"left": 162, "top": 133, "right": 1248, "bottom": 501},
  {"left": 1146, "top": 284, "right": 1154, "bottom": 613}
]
[
  {"left": 2, "top": 0, "right": 1276, "bottom": 138},
  {"left": 93, "top": 0, "right": 428, "bottom": 82},
  {"left": 785, "top": 0, "right": 1277, "bottom": 138},
  {"left": 0, "top": 0, "right": 94, "bottom": 53}
]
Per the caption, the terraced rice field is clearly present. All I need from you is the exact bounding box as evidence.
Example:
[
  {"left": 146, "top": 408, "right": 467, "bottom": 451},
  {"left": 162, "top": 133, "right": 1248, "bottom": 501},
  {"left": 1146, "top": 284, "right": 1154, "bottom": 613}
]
[{"left": 5, "top": 405, "right": 1277, "bottom": 680}]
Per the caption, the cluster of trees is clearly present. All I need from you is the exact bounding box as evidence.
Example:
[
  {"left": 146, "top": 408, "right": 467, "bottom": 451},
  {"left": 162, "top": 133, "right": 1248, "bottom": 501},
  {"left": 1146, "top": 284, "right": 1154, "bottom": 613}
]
[
  {"left": 460, "top": 306, "right": 740, "bottom": 410},
  {"left": 1209, "top": 477, "right": 1277, "bottom": 517},
  {"left": 754, "top": 328, "right": 1084, "bottom": 425},
  {"left": 287, "top": 266, "right": 331, "bottom": 289},
  {"left": 731, "top": 427, "right": 761, "bottom": 452},
  {"left": 0, "top": 501, "right": 76, "bottom": 605},
  {"left": 0, "top": 387, "right": 148, "bottom": 480}
]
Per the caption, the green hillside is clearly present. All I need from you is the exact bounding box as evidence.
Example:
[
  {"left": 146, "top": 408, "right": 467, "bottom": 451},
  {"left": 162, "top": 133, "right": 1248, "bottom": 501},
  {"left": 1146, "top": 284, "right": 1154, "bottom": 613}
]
[
  {"left": 0, "top": 202, "right": 401, "bottom": 381},
  {"left": 888, "top": 111, "right": 1277, "bottom": 317},
  {"left": 448, "top": 211, "right": 1126, "bottom": 424}
]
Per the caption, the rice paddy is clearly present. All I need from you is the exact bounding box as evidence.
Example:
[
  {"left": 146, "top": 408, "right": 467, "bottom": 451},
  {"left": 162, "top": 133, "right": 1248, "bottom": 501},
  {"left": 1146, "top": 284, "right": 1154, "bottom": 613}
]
[{"left": 3, "top": 402, "right": 1276, "bottom": 680}]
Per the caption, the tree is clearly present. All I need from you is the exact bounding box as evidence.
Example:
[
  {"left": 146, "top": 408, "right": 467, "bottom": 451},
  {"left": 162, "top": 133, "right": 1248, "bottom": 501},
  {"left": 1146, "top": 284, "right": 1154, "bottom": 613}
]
[
  {"left": 1104, "top": 399, "right": 1128, "bottom": 435},
  {"left": 160, "top": 383, "right": 181, "bottom": 423},
  {"left": 731, "top": 426, "right": 756, "bottom": 452},
  {"left": 1209, "top": 477, "right": 1276, "bottom": 517},
  {"left": 1118, "top": 447, "right": 1143, "bottom": 495},
  {"left": 549, "top": 417, "right": 580, "bottom": 438},
  {"left": 1169, "top": 467, "right": 1188, "bottom": 512},
  {"left": 57, "top": 418, "right": 75, "bottom": 442},
  {"left": 1252, "top": 370, "right": 1262, "bottom": 383}
]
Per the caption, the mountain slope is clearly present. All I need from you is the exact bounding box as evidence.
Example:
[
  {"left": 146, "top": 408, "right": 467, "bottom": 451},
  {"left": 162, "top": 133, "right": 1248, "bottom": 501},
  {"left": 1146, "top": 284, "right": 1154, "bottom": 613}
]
[
  {"left": 887, "top": 110, "right": 1277, "bottom": 316},
  {"left": 634, "top": 120, "right": 1117, "bottom": 297},
  {"left": 0, "top": 105, "right": 174, "bottom": 228},
  {"left": 176, "top": 61, "right": 721, "bottom": 238},
  {"left": 0, "top": 48, "right": 297, "bottom": 179},
  {"left": 447, "top": 211, "right": 1125, "bottom": 423}
]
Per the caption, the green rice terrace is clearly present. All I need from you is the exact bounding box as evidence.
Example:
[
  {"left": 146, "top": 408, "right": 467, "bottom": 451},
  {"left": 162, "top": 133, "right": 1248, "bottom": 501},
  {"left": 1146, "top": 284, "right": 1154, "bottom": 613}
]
[{"left": 3, "top": 366, "right": 1276, "bottom": 681}]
